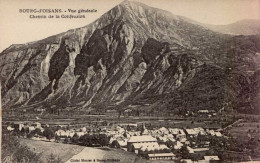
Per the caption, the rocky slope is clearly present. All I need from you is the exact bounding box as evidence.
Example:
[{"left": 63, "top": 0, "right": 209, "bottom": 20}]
[{"left": 0, "top": 1, "right": 259, "bottom": 114}]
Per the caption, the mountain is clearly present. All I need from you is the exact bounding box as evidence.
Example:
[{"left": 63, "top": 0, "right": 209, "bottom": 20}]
[
  {"left": 0, "top": 1, "right": 259, "bottom": 114},
  {"left": 204, "top": 19, "right": 260, "bottom": 35}
]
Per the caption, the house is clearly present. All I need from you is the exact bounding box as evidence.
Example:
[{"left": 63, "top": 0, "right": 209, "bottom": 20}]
[
  {"left": 176, "top": 129, "right": 186, "bottom": 139},
  {"left": 169, "top": 128, "right": 180, "bottom": 135},
  {"left": 124, "top": 109, "right": 132, "bottom": 116},
  {"left": 204, "top": 156, "right": 220, "bottom": 161},
  {"left": 198, "top": 110, "right": 209, "bottom": 114},
  {"left": 158, "top": 136, "right": 168, "bottom": 142},
  {"left": 119, "top": 123, "right": 138, "bottom": 128},
  {"left": 186, "top": 129, "right": 198, "bottom": 136},
  {"left": 187, "top": 146, "right": 194, "bottom": 154},
  {"left": 139, "top": 144, "right": 169, "bottom": 153},
  {"left": 32, "top": 122, "right": 41, "bottom": 128},
  {"left": 117, "top": 139, "right": 128, "bottom": 148},
  {"left": 159, "top": 127, "right": 169, "bottom": 134},
  {"left": 142, "top": 128, "right": 149, "bottom": 135},
  {"left": 181, "top": 159, "right": 193, "bottom": 163},
  {"left": 34, "top": 108, "right": 46, "bottom": 112},
  {"left": 75, "top": 132, "right": 85, "bottom": 137},
  {"left": 132, "top": 142, "right": 159, "bottom": 154},
  {"left": 174, "top": 141, "right": 183, "bottom": 149},
  {"left": 105, "top": 109, "right": 117, "bottom": 116},
  {"left": 193, "top": 148, "right": 209, "bottom": 152},
  {"left": 28, "top": 126, "right": 36, "bottom": 132},
  {"left": 207, "top": 130, "right": 215, "bottom": 136},
  {"left": 13, "top": 122, "right": 24, "bottom": 131},
  {"left": 148, "top": 153, "right": 175, "bottom": 160},
  {"left": 7, "top": 126, "right": 14, "bottom": 131},
  {"left": 127, "top": 135, "right": 157, "bottom": 152},
  {"left": 215, "top": 132, "right": 222, "bottom": 137}
]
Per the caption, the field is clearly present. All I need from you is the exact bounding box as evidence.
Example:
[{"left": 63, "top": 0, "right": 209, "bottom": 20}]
[
  {"left": 228, "top": 122, "right": 260, "bottom": 141},
  {"left": 20, "top": 138, "right": 85, "bottom": 163},
  {"left": 226, "top": 121, "right": 260, "bottom": 161},
  {"left": 19, "top": 139, "right": 148, "bottom": 163},
  {"left": 66, "top": 147, "right": 147, "bottom": 163}
]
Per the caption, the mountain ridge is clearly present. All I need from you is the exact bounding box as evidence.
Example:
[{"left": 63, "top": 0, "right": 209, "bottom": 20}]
[
  {"left": 204, "top": 19, "right": 260, "bottom": 35},
  {"left": 0, "top": 1, "right": 259, "bottom": 114}
]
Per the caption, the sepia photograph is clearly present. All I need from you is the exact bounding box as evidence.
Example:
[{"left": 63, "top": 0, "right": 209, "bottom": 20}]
[{"left": 0, "top": 0, "right": 259, "bottom": 162}]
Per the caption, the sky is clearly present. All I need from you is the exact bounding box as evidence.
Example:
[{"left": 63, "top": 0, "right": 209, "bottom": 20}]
[{"left": 0, "top": 0, "right": 259, "bottom": 52}]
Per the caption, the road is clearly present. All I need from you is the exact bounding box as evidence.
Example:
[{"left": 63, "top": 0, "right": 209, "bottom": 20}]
[{"left": 223, "top": 119, "right": 243, "bottom": 130}]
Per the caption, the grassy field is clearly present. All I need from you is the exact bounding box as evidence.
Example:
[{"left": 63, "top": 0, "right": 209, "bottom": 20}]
[
  {"left": 20, "top": 139, "right": 148, "bottom": 163},
  {"left": 228, "top": 122, "right": 259, "bottom": 140},
  {"left": 66, "top": 146, "right": 147, "bottom": 163},
  {"left": 20, "top": 138, "right": 85, "bottom": 163},
  {"left": 227, "top": 121, "right": 260, "bottom": 161},
  {"left": 19, "top": 139, "right": 175, "bottom": 163}
]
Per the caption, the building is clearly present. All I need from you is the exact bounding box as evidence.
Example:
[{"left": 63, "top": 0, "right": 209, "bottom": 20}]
[
  {"left": 198, "top": 110, "right": 209, "bottom": 114},
  {"left": 186, "top": 129, "right": 198, "bottom": 136},
  {"left": 116, "top": 138, "right": 128, "bottom": 148},
  {"left": 176, "top": 129, "right": 186, "bottom": 139},
  {"left": 13, "top": 122, "right": 24, "bottom": 131},
  {"left": 32, "top": 122, "right": 41, "bottom": 128},
  {"left": 204, "top": 156, "right": 220, "bottom": 161},
  {"left": 132, "top": 142, "right": 158, "bottom": 154},
  {"left": 215, "top": 132, "right": 222, "bottom": 137},
  {"left": 7, "top": 126, "right": 14, "bottom": 131},
  {"left": 174, "top": 141, "right": 184, "bottom": 149},
  {"left": 148, "top": 153, "right": 175, "bottom": 160},
  {"left": 181, "top": 159, "right": 193, "bottom": 163},
  {"left": 127, "top": 135, "right": 157, "bottom": 152}
]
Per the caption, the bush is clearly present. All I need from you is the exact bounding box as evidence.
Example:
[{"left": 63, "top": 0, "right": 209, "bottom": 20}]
[{"left": 47, "top": 153, "right": 62, "bottom": 163}]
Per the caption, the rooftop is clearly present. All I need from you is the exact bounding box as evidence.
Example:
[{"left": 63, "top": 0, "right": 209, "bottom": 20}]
[
  {"left": 204, "top": 156, "right": 220, "bottom": 161},
  {"left": 148, "top": 153, "right": 175, "bottom": 157},
  {"left": 128, "top": 135, "right": 157, "bottom": 143}
]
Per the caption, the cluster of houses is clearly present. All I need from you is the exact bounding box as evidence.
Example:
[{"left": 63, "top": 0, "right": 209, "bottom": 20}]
[
  {"left": 7, "top": 121, "right": 45, "bottom": 133},
  {"left": 6, "top": 121, "right": 222, "bottom": 162},
  {"left": 107, "top": 124, "right": 222, "bottom": 162}
]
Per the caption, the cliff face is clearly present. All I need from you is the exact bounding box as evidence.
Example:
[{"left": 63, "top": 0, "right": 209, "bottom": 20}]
[{"left": 0, "top": 1, "right": 259, "bottom": 113}]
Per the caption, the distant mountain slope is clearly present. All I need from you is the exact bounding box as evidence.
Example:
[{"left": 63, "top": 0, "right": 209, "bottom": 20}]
[
  {"left": 204, "top": 19, "right": 260, "bottom": 35},
  {"left": 0, "top": 1, "right": 259, "bottom": 114}
]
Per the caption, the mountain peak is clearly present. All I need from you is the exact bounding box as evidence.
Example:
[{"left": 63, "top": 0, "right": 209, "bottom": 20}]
[
  {"left": 0, "top": 0, "right": 259, "bottom": 114},
  {"left": 118, "top": 0, "right": 174, "bottom": 16}
]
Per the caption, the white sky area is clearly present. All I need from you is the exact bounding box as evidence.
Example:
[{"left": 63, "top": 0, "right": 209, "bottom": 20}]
[{"left": 0, "top": 0, "right": 259, "bottom": 52}]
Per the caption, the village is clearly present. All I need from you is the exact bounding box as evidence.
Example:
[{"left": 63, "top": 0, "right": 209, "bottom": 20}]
[
  {"left": 3, "top": 109, "right": 232, "bottom": 163},
  {"left": 3, "top": 105, "right": 260, "bottom": 163}
]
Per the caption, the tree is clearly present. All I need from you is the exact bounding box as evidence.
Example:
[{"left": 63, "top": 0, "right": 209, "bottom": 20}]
[
  {"left": 55, "top": 134, "right": 61, "bottom": 142},
  {"left": 126, "top": 125, "right": 131, "bottom": 131},
  {"left": 43, "top": 128, "right": 55, "bottom": 140},
  {"left": 47, "top": 153, "right": 62, "bottom": 163},
  {"left": 71, "top": 133, "right": 79, "bottom": 144},
  {"left": 177, "top": 145, "right": 189, "bottom": 159},
  {"left": 166, "top": 140, "right": 175, "bottom": 148},
  {"left": 33, "top": 128, "right": 43, "bottom": 136},
  {"left": 123, "top": 132, "right": 127, "bottom": 138},
  {"left": 111, "top": 140, "right": 120, "bottom": 148},
  {"left": 64, "top": 137, "right": 69, "bottom": 144},
  {"left": 98, "top": 134, "right": 109, "bottom": 146},
  {"left": 20, "top": 128, "right": 26, "bottom": 137}
]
